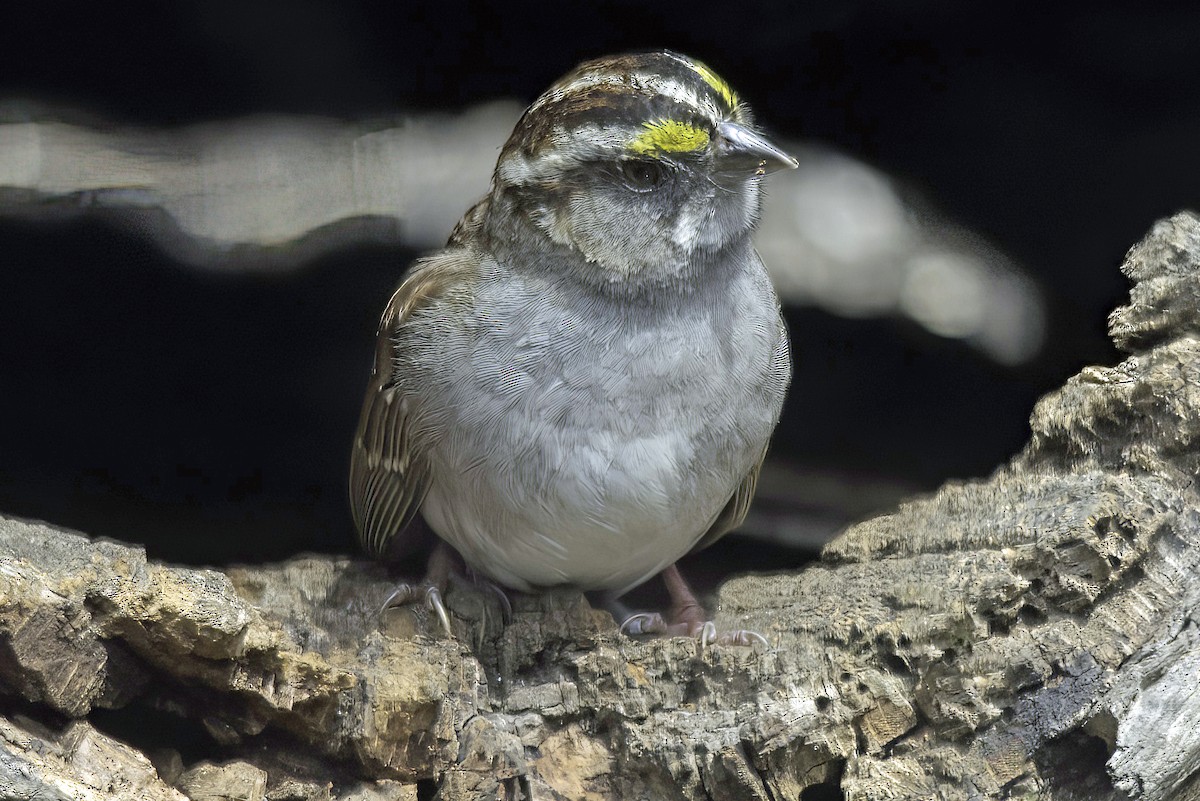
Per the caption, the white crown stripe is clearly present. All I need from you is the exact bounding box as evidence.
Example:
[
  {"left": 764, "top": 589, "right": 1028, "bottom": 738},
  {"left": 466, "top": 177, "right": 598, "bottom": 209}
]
[{"left": 528, "top": 71, "right": 724, "bottom": 125}]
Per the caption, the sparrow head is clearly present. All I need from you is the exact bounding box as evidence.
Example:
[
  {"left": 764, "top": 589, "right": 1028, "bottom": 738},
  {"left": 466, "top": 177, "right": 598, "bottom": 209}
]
[{"left": 488, "top": 51, "right": 797, "bottom": 286}]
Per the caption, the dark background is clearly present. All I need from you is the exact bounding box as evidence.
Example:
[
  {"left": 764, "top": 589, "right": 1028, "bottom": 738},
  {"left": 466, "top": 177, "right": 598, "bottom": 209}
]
[{"left": 0, "top": 2, "right": 1195, "bottom": 578}]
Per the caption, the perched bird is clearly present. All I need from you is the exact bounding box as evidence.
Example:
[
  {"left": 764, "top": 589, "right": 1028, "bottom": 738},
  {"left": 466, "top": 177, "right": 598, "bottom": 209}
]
[{"left": 350, "top": 51, "right": 794, "bottom": 644}]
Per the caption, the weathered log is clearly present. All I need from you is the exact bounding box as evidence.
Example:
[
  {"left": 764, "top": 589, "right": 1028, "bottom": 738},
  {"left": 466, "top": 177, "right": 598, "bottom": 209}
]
[{"left": 2, "top": 211, "right": 1198, "bottom": 799}]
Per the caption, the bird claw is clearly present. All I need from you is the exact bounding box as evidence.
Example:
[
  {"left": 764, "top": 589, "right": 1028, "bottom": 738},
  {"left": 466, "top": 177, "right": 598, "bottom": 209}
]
[
  {"left": 461, "top": 570, "right": 513, "bottom": 623},
  {"left": 484, "top": 581, "right": 513, "bottom": 623},
  {"left": 619, "top": 612, "right": 666, "bottom": 637},
  {"left": 425, "top": 586, "right": 452, "bottom": 636},
  {"left": 619, "top": 612, "right": 767, "bottom": 649},
  {"left": 380, "top": 581, "right": 453, "bottom": 637},
  {"left": 716, "top": 628, "right": 769, "bottom": 648},
  {"left": 699, "top": 620, "right": 717, "bottom": 649}
]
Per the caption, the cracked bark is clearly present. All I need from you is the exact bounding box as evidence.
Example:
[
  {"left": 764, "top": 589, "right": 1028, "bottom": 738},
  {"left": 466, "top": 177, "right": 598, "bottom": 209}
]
[{"left": 2, "top": 211, "right": 1199, "bottom": 800}]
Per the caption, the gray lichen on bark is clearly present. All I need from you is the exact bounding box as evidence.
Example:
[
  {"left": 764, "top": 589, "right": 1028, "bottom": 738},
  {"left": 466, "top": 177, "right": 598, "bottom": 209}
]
[{"left": 2, "top": 211, "right": 1200, "bottom": 800}]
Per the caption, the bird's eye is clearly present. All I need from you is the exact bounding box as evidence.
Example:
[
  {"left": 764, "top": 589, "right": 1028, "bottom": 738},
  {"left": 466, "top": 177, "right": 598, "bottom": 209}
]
[{"left": 618, "top": 159, "right": 670, "bottom": 191}]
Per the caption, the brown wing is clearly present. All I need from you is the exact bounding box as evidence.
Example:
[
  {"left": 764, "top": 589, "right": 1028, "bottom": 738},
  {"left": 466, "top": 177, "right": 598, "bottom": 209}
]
[
  {"left": 348, "top": 254, "right": 467, "bottom": 559},
  {"left": 689, "top": 446, "right": 767, "bottom": 554}
]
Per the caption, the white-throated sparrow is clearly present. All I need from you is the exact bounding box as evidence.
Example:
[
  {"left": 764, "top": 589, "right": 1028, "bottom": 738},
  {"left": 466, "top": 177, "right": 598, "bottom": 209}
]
[{"left": 350, "top": 51, "right": 794, "bottom": 643}]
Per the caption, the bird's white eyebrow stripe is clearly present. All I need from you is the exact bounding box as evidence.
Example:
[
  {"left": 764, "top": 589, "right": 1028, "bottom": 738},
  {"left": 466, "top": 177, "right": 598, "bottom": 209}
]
[{"left": 497, "top": 122, "right": 635, "bottom": 186}]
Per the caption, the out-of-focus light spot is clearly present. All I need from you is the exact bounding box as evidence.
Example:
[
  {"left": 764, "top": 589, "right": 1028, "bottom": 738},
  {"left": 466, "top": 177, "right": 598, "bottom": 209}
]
[
  {"left": 758, "top": 149, "right": 1045, "bottom": 364},
  {"left": 793, "top": 159, "right": 913, "bottom": 264},
  {"left": 900, "top": 251, "right": 988, "bottom": 339}
]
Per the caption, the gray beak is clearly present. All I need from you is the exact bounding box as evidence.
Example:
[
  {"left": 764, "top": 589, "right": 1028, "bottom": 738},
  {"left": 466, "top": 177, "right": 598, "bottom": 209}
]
[{"left": 713, "top": 122, "right": 798, "bottom": 175}]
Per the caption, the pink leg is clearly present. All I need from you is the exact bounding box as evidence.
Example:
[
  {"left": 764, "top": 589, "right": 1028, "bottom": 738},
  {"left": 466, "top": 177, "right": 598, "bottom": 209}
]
[{"left": 620, "top": 563, "right": 768, "bottom": 648}]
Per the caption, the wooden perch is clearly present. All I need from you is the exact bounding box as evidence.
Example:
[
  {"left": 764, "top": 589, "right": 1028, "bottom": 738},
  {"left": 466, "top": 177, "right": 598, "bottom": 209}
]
[{"left": 2, "top": 212, "right": 1199, "bottom": 800}]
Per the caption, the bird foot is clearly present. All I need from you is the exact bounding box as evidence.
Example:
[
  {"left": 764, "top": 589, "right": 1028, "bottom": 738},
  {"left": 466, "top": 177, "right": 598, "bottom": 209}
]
[
  {"left": 379, "top": 542, "right": 459, "bottom": 637},
  {"left": 380, "top": 581, "right": 452, "bottom": 637},
  {"left": 619, "top": 612, "right": 768, "bottom": 648},
  {"left": 378, "top": 544, "right": 515, "bottom": 638},
  {"left": 617, "top": 562, "right": 769, "bottom": 648},
  {"left": 459, "top": 569, "right": 514, "bottom": 623}
]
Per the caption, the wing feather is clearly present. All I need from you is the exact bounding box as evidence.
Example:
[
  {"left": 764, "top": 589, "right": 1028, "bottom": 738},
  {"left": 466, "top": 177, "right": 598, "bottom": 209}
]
[{"left": 349, "top": 254, "right": 469, "bottom": 559}]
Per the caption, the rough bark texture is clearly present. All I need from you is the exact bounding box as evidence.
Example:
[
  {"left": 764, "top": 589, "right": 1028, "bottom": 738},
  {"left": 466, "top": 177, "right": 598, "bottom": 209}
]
[{"left": 2, "top": 211, "right": 1199, "bottom": 799}]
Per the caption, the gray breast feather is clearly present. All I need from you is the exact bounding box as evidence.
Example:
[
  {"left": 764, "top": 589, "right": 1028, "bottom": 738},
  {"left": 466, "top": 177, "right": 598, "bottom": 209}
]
[{"left": 395, "top": 253, "right": 789, "bottom": 591}]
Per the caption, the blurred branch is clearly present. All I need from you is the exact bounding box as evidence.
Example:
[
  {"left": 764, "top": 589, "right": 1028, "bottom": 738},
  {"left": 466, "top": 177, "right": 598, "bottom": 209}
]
[{"left": 0, "top": 104, "right": 1042, "bottom": 363}]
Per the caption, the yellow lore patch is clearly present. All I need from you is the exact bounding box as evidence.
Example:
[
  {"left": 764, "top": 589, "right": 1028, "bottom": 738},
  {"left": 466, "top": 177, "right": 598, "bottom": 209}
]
[
  {"left": 687, "top": 59, "right": 739, "bottom": 111},
  {"left": 628, "top": 119, "right": 710, "bottom": 156}
]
